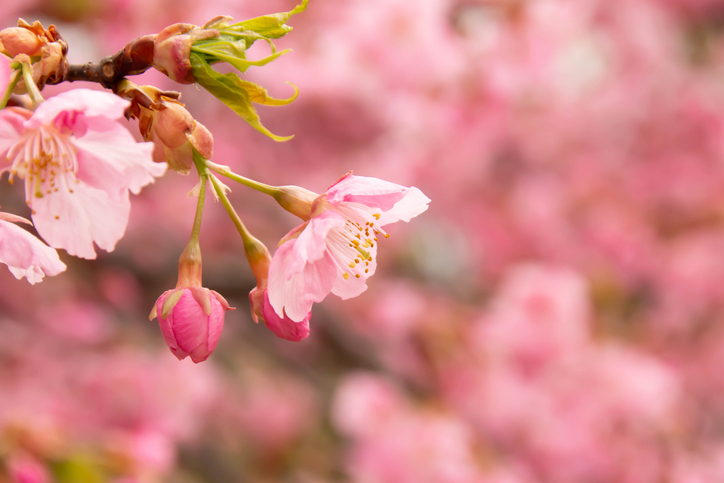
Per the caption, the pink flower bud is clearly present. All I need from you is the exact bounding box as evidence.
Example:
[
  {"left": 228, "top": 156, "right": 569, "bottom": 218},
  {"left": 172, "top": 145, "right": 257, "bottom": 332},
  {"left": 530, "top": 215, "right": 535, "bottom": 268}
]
[
  {"left": 250, "top": 286, "right": 310, "bottom": 342},
  {"left": 153, "top": 23, "right": 218, "bottom": 84},
  {"left": 244, "top": 232, "right": 310, "bottom": 341},
  {"left": 150, "top": 287, "right": 233, "bottom": 363}
]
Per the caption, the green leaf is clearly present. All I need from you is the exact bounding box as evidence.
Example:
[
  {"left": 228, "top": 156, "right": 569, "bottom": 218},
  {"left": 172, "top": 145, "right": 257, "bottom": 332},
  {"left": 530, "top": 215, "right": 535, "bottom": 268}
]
[
  {"left": 191, "top": 53, "right": 296, "bottom": 142},
  {"left": 191, "top": 41, "right": 290, "bottom": 74},
  {"left": 230, "top": 0, "right": 308, "bottom": 39}
]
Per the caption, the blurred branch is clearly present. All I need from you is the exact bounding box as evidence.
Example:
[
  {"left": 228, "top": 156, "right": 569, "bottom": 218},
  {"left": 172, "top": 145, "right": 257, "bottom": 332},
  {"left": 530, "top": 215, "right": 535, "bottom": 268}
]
[{"left": 48, "top": 34, "right": 156, "bottom": 90}]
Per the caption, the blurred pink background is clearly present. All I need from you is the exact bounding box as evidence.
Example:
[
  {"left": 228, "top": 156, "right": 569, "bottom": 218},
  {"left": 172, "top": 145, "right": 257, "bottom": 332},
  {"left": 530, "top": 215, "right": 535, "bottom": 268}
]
[{"left": 3, "top": 0, "right": 724, "bottom": 481}]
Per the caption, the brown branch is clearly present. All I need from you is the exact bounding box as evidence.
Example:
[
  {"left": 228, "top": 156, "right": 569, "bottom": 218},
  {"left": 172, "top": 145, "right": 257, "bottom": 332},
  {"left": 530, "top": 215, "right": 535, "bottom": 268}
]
[{"left": 47, "top": 34, "right": 157, "bottom": 91}]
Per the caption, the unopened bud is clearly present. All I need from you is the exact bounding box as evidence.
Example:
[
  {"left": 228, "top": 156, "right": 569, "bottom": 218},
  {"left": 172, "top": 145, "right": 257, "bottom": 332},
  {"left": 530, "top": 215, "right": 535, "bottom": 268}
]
[
  {"left": 153, "top": 23, "right": 218, "bottom": 84},
  {"left": 2, "top": 20, "right": 69, "bottom": 92},
  {"left": 273, "top": 186, "right": 319, "bottom": 220},
  {"left": 124, "top": 84, "right": 214, "bottom": 174},
  {"left": 150, "top": 286, "right": 233, "bottom": 363},
  {"left": 242, "top": 232, "right": 310, "bottom": 341},
  {"left": 0, "top": 27, "right": 43, "bottom": 57}
]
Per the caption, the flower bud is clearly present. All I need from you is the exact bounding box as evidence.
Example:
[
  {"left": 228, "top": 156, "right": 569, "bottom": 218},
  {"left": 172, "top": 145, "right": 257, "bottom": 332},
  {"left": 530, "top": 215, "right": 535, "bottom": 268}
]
[
  {"left": 272, "top": 185, "right": 318, "bottom": 221},
  {"left": 3, "top": 21, "right": 69, "bottom": 93},
  {"left": 250, "top": 286, "right": 310, "bottom": 341},
  {"left": 124, "top": 84, "right": 214, "bottom": 174},
  {"left": 153, "top": 23, "right": 218, "bottom": 84},
  {"left": 150, "top": 239, "right": 234, "bottom": 362},
  {"left": 0, "top": 27, "right": 43, "bottom": 57},
  {"left": 150, "top": 287, "right": 232, "bottom": 363},
  {"left": 244, "top": 232, "right": 310, "bottom": 341}
]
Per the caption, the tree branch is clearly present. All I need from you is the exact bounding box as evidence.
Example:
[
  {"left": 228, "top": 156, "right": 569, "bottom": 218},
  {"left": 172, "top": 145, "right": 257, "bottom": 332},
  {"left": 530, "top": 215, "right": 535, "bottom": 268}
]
[{"left": 47, "top": 34, "right": 157, "bottom": 90}]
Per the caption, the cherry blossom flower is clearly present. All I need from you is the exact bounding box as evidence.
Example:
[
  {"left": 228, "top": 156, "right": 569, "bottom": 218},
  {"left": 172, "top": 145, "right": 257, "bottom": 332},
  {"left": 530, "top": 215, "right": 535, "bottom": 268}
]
[
  {"left": 0, "top": 210, "right": 65, "bottom": 284},
  {"left": 0, "top": 89, "right": 166, "bottom": 259},
  {"left": 268, "top": 173, "right": 430, "bottom": 322}
]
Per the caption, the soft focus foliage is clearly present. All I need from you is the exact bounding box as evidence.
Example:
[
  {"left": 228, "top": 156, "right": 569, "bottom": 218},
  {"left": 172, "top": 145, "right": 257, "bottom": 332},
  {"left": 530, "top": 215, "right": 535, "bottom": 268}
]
[{"left": 4, "top": 0, "right": 724, "bottom": 481}]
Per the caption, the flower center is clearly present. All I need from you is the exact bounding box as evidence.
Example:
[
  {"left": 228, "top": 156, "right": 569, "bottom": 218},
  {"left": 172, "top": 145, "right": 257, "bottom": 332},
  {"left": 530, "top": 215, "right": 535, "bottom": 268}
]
[
  {"left": 327, "top": 212, "right": 389, "bottom": 280},
  {"left": 6, "top": 126, "right": 79, "bottom": 205}
]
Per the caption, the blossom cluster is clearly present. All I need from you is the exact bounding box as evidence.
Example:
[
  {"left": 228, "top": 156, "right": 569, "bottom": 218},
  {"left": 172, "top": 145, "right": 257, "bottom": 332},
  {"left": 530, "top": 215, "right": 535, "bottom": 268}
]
[
  {"left": 5, "top": 0, "right": 724, "bottom": 482},
  {"left": 0, "top": 3, "right": 429, "bottom": 365}
]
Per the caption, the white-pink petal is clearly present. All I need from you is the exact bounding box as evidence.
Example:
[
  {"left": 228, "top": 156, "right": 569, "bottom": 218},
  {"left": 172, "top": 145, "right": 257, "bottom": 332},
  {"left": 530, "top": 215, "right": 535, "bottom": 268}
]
[
  {"left": 327, "top": 173, "right": 408, "bottom": 211},
  {"left": 31, "top": 176, "right": 131, "bottom": 259},
  {"left": 73, "top": 117, "right": 166, "bottom": 194},
  {"left": 0, "top": 54, "right": 11, "bottom": 102},
  {"left": 290, "top": 211, "right": 346, "bottom": 271},
  {"left": 268, "top": 239, "right": 337, "bottom": 322},
  {"left": 28, "top": 89, "right": 130, "bottom": 128},
  {"left": 0, "top": 108, "right": 28, "bottom": 155},
  {"left": 377, "top": 186, "right": 431, "bottom": 226},
  {"left": 0, "top": 218, "right": 66, "bottom": 284}
]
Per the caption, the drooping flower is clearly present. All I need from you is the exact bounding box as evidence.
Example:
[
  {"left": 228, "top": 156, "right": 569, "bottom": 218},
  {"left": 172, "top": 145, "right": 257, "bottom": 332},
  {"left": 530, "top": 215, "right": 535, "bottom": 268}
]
[
  {"left": 244, "top": 232, "right": 310, "bottom": 341},
  {"left": 0, "top": 89, "right": 166, "bottom": 259},
  {"left": 267, "top": 172, "right": 430, "bottom": 322},
  {"left": 0, "top": 210, "right": 65, "bottom": 284}
]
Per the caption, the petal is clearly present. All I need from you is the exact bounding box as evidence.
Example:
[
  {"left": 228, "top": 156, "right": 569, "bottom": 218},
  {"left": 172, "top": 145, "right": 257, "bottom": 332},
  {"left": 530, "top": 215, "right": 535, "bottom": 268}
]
[
  {"left": 0, "top": 218, "right": 66, "bottom": 284},
  {"left": 331, "top": 250, "right": 378, "bottom": 300},
  {"left": 168, "top": 290, "right": 209, "bottom": 354},
  {"left": 261, "top": 290, "right": 310, "bottom": 341},
  {"left": 326, "top": 173, "right": 408, "bottom": 211},
  {"left": 189, "top": 295, "right": 226, "bottom": 363},
  {"left": 156, "top": 290, "right": 181, "bottom": 352},
  {"left": 289, "top": 211, "right": 346, "bottom": 272},
  {"left": 31, "top": 174, "right": 131, "bottom": 259},
  {"left": 28, "top": 89, "right": 130, "bottom": 128},
  {"left": 0, "top": 54, "right": 10, "bottom": 95},
  {"left": 0, "top": 108, "right": 27, "bottom": 157},
  {"left": 268, "top": 238, "right": 337, "bottom": 322},
  {"left": 73, "top": 117, "right": 166, "bottom": 195},
  {"left": 377, "top": 186, "right": 431, "bottom": 226}
]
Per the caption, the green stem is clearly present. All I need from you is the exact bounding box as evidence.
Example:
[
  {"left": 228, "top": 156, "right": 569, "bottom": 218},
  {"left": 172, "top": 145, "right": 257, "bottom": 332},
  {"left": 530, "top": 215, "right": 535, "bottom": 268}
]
[
  {"left": 205, "top": 160, "right": 279, "bottom": 197},
  {"left": 20, "top": 62, "right": 43, "bottom": 106},
  {"left": 0, "top": 69, "right": 22, "bottom": 110},
  {"left": 189, "top": 153, "right": 209, "bottom": 246},
  {"left": 208, "top": 171, "right": 256, "bottom": 246}
]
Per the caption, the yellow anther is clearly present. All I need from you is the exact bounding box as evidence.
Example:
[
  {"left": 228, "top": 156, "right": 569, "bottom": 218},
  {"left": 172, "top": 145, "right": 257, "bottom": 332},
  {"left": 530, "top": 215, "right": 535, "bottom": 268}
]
[{"left": 343, "top": 273, "right": 349, "bottom": 280}]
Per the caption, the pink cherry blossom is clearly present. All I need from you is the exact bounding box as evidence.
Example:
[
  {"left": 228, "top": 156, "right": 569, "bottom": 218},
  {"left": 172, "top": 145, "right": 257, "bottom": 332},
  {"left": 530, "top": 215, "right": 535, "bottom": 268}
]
[
  {"left": 151, "top": 288, "right": 231, "bottom": 363},
  {"left": 0, "top": 211, "right": 65, "bottom": 284},
  {"left": 267, "top": 172, "right": 430, "bottom": 322},
  {"left": 0, "top": 89, "right": 166, "bottom": 259}
]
